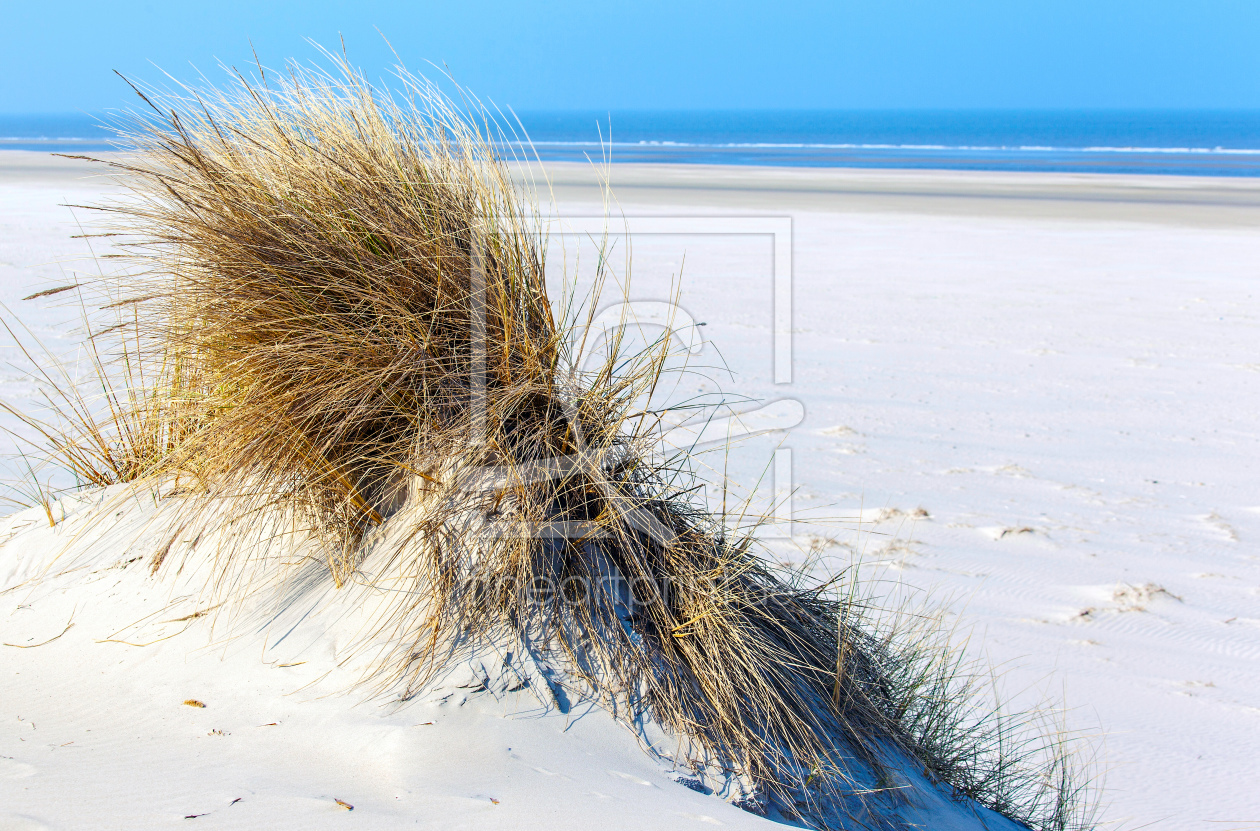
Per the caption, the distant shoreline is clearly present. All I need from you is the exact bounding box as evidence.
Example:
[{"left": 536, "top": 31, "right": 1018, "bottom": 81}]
[
  {"left": 514, "top": 140, "right": 1260, "bottom": 177},
  {"left": 6, "top": 149, "right": 1260, "bottom": 227},
  {"left": 534, "top": 160, "right": 1260, "bottom": 227},
  {"left": 4, "top": 139, "right": 1260, "bottom": 178}
]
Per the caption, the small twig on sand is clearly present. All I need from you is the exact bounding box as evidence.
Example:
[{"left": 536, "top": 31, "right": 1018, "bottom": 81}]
[{"left": 4, "top": 619, "right": 74, "bottom": 648}]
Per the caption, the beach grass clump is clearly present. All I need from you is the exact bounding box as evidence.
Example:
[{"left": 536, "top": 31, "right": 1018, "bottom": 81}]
[
  {"left": 6, "top": 55, "right": 1095, "bottom": 830},
  {"left": 71, "top": 63, "right": 560, "bottom": 583}
]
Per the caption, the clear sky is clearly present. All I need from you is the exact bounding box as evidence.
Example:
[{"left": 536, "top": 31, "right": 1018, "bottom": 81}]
[{"left": 3, "top": 0, "right": 1259, "bottom": 114}]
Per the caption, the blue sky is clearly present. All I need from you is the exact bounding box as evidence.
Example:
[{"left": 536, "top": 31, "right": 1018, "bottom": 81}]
[{"left": 3, "top": 0, "right": 1259, "bottom": 114}]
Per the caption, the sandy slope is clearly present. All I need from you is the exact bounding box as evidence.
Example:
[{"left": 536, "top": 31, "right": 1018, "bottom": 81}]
[
  {"left": 0, "top": 483, "right": 1016, "bottom": 831},
  {"left": 0, "top": 488, "right": 782, "bottom": 831},
  {"left": 2, "top": 151, "right": 1260, "bottom": 828}
]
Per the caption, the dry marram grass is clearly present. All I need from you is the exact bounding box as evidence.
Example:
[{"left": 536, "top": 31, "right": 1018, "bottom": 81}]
[{"left": 3, "top": 55, "right": 1095, "bottom": 830}]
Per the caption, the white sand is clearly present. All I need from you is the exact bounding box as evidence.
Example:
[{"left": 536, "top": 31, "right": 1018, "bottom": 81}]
[{"left": 3, "top": 151, "right": 1259, "bottom": 828}]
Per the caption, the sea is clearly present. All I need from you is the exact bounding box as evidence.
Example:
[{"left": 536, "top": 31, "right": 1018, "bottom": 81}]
[{"left": 4, "top": 110, "right": 1260, "bottom": 177}]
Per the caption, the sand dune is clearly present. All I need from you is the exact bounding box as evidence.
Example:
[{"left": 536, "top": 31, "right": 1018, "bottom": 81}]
[{"left": 3, "top": 151, "right": 1259, "bottom": 828}]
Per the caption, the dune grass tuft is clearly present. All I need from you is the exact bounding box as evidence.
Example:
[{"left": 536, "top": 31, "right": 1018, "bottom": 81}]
[{"left": 5, "top": 54, "right": 1096, "bottom": 830}]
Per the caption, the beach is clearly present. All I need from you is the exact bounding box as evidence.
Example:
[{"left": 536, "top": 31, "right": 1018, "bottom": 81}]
[{"left": 2, "top": 150, "right": 1259, "bottom": 828}]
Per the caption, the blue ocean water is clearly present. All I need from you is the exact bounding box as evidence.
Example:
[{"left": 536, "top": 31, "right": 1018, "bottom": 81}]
[
  {"left": 5, "top": 110, "right": 1260, "bottom": 176},
  {"left": 0, "top": 114, "right": 115, "bottom": 153},
  {"left": 511, "top": 110, "right": 1260, "bottom": 176}
]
